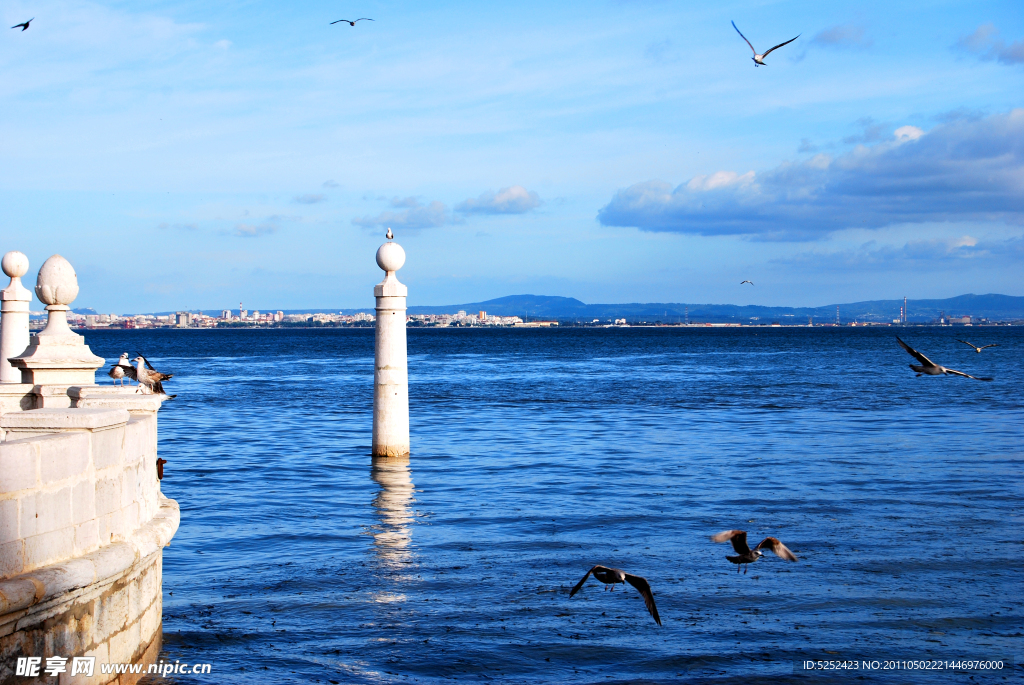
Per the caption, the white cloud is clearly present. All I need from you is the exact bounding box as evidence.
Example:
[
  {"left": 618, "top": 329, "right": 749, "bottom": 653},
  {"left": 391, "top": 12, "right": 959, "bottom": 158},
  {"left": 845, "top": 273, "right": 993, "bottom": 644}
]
[
  {"left": 455, "top": 185, "right": 542, "bottom": 215},
  {"left": 352, "top": 199, "right": 450, "bottom": 230},
  {"left": 598, "top": 109, "right": 1024, "bottom": 240},
  {"left": 957, "top": 23, "right": 1024, "bottom": 65},
  {"left": 233, "top": 223, "right": 277, "bottom": 237},
  {"left": 810, "top": 23, "right": 872, "bottom": 49}
]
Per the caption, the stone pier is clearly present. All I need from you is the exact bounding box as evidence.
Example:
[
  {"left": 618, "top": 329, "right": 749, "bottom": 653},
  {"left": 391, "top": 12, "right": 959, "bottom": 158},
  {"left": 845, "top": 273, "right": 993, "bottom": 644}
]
[
  {"left": 372, "top": 233, "right": 410, "bottom": 458},
  {"left": 0, "top": 253, "right": 178, "bottom": 684}
]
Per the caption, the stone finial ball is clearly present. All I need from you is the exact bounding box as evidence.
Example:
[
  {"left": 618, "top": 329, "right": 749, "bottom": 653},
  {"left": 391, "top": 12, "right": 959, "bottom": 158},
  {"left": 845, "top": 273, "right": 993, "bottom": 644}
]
[
  {"left": 35, "top": 254, "right": 80, "bottom": 306},
  {"left": 376, "top": 241, "right": 406, "bottom": 273},
  {"left": 2, "top": 251, "right": 29, "bottom": 279}
]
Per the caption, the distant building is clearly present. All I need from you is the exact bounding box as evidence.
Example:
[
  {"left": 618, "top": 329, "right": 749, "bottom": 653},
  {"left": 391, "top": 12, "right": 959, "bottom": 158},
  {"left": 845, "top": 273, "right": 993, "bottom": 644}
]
[
  {"left": 221, "top": 310, "right": 231, "bottom": 319},
  {"left": 275, "top": 311, "right": 284, "bottom": 322},
  {"left": 175, "top": 312, "right": 192, "bottom": 327},
  {"left": 479, "top": 311, "right": 486, "bottom": 321}
]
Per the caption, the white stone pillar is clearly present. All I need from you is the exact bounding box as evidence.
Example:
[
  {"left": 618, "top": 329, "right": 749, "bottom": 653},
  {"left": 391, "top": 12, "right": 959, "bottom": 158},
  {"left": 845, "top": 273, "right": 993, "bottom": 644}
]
[
  {"left": 372, "top": 234, "right": 410, "bottom": 458},
  {"left": 10, "top": 255, "right": 104, "bottom": 402},
  {"left": 0, "top": 252, "right": 32, "bottom": 383}
]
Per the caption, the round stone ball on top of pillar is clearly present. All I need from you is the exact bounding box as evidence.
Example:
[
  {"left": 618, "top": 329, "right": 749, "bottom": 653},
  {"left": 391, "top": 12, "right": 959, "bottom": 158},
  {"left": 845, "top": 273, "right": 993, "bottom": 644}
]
[{"left": 372, "top": 230, "right": 410, "bottom": 458}]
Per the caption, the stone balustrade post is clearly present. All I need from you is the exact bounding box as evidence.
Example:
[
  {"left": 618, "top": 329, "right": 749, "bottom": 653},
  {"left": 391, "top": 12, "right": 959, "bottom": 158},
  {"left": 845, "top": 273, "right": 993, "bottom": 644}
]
[
  {"left": 9, "top": 255, "right": 104, "bottom": 406},
  {"left": 372, "top": 231, "right": 410, "bottom": 458},
  {"left": 1, "top": 252, "right": 32, "bottom": 383}
]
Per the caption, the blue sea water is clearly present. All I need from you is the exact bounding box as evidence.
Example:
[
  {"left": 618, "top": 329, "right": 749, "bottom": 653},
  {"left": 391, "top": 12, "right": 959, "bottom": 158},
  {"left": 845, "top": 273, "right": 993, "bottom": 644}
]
[{"left": 84, "top": 327, "right": 1023, "bottom": 684}]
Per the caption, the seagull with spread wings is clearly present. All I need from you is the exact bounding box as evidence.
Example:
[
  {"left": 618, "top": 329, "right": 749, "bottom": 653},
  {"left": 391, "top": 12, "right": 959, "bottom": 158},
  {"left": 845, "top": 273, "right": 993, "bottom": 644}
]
[
  {"left": 711, "top": 530, "right": 797, "bottom": 574},
  {"left": 11, "top": 18, "right": 33, "bottom": 31},
  {"left": 741, "top": 280, "right": 754, "bottom": 286},
  {"left": 956, "top": 339, "right": 999, "bottom": 353},
  {"left": 732, "top": 21, "right": 799, "bottom": 67},
  {"left": 107, "top": 353, "right": 137, "bottom": 387},
  {"left": 569, "top": 565, "right": 661, "bottom": 625},
  {"left": 331, "top": 18, "right": 373, "bottom": 26},
  {"left": 897, "top": 337, "right": 992, "bottom": 381}
]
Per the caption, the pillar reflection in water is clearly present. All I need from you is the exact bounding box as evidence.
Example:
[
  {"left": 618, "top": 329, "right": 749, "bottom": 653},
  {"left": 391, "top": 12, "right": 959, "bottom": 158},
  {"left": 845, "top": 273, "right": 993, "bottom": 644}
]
[{"left": 369, "top": 456, "right": 416, "bottom": 577}]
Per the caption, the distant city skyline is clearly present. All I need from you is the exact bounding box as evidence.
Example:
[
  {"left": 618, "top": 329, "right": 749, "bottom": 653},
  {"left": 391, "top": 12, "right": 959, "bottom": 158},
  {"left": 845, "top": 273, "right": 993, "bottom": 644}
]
[{"left": 2, "top": 1, "right": 1022, "bottom": 312}]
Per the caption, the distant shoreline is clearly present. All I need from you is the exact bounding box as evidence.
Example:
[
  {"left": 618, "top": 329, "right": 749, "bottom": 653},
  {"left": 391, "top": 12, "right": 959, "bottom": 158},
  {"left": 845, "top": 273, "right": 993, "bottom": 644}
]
[{"left": 66, "top": 322, "right": 1017, "bottom": 332}]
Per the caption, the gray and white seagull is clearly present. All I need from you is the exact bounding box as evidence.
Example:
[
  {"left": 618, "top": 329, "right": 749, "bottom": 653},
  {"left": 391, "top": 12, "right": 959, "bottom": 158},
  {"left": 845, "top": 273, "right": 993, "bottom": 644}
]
[
  {"left": 568, "top": 565, "right": 661, "bottom": 625},
  {"left": 331, "top": 18, "right": 373, "bottom": 26},
  {"left": 956, "top": 339, "right": 999, "bottom": 353},
  {"left": 107, "top": 353, "right": 137, "bottom": 387},
  {"left": 897, "top": 337, "right": 992, "bottom": 381},
  {"left": 741, "top": 280, "right": 754, "bottom": 286},
  {"left": 711, "top": 530, "right": 797, "bottom": 574},
  {"left": 132, "top": 354, "right": 176, "bottom": 398},
  {"left": 732, "top": 21, "right": 799, "bottom": 67}
]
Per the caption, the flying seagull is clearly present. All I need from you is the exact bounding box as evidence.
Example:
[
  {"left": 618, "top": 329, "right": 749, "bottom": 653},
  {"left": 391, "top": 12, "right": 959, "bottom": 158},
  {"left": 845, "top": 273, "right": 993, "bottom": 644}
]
[
  {"left": 107, "top": 353, "right": 137, "bottom": 387},
  {"left": 741, "top": 280, "right": 754, "bottom": 286},
  {"left": 711, "top": 530, "right": 797, "bottom": 574},
  {"left": 956, "top": 339, "right": 999, "bottom": 353},
  {"left": 896, "top": 337, "right": 992, "bottom": 381},
  {"left": 568, "top": 565, "right": 661, "bottom": 625},
  {"left": 331, "top": 18, "right": 373, "bottom": 26},
  {"left": 11, "top": 18, "right": 33, "bottom": 31},
  {"left": 386, "top": 227, "right": 394, "bottom": 240},
  {"left": 732, "top": 21, "right": 799, "bottom": 67},
  {"left": 133, "top": 354, "right": 176, "bottom": 397}
]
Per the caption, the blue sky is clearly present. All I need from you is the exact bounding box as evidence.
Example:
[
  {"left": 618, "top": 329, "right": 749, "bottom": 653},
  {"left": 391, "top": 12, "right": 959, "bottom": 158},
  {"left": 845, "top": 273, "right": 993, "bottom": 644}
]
[{"left": 1, "top": 0, "right": 1022, "bottom": 312}]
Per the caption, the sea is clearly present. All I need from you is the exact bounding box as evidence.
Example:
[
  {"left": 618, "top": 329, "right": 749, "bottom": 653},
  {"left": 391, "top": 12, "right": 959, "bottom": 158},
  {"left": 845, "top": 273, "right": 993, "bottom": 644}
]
[{"left": 83, "top": 326, "right": 1023, "bottom": 684}]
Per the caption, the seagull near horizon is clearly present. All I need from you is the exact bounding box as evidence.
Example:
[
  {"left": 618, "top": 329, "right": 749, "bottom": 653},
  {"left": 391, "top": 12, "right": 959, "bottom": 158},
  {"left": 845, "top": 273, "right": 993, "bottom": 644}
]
[
  {"left": 711, "top": 530, "right": 797, "bottom": 574},
  {"left": 957, "top": 339, "right": 1000, "bottom": 353},
  {"left": 741, "top": 280, "right": 754, "bottom": 286},
  {"left": 11, "top": 18, "right": 33, "bottom": 31},
  {"left": 331, "top": 18, "right": 373, "bottom": 26},
  {"left": 731, "top": 21, "right": 799, "bottom": 66},
  {"left": 569, "top": 565, "right": 661, "bottom": 625},
  {"left": 107, "top": 353, "right": 137, "bottom": 387},
  {"left": 897, "top": 337, "right": 993, "bottom": 381}
]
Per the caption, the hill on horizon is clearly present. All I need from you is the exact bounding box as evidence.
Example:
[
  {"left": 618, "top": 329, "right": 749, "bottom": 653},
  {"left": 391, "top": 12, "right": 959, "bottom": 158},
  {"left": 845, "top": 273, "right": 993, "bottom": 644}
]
[{"left": 405, "top": 293, "right": 1024, "bottom": 323}]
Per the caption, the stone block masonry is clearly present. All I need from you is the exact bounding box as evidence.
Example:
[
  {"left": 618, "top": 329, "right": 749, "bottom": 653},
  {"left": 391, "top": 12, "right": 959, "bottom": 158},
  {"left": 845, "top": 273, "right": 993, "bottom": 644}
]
[{"left": 0, "top": 251, "right": 178, "bottom": 683}]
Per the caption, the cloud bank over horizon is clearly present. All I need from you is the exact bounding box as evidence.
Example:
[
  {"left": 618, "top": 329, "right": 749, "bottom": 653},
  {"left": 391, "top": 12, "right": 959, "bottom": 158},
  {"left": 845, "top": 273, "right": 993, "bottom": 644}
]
[{"left": 598, "top": 109, "right": 1024, "bottom": 240}]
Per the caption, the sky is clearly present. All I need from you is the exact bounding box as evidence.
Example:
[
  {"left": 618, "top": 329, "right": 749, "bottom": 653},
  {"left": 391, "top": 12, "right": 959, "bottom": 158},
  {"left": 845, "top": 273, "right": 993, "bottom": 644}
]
[{"left": 0, "top": 0, "right": 1022, "bottom": 313}]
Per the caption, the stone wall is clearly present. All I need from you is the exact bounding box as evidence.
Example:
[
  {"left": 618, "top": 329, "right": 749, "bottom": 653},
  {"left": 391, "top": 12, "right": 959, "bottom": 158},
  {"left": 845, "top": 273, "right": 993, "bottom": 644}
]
[{"left": 0, "top": 397, "right": 178, "bottom": 684}]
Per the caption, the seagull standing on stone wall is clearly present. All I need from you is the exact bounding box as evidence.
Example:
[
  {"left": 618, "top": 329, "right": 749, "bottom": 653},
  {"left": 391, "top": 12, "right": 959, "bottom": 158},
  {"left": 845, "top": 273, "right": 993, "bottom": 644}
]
[
  {"left": 133, "top": 354, "right": 175, "bottom": 398},
  {"left": 107, "top": 353, "right": 137, "bottom": 386}
]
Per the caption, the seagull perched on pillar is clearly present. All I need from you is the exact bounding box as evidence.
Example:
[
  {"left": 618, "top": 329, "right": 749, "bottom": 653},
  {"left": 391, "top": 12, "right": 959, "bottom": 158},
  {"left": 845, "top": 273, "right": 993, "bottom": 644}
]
[
  {"left": 897, "top": 337, "right": 993, "bottom": 381},
  {"left": 107, "top": 353, "right": 137, "bottom": 386},
  {"left": 568, "top": 565, "right": 661, "bottom": 625},
  {"left": 711, "top": 530, "right": 797, "bottom": 573},
  {"left": 732, "top": 21, "right": 799, "bottom": 67},
  {"left": 132, "top": 354, "right": 176, "bottom": 398},
  {"left": 386, "top": 227, "right": 394, "bottom": 240}
]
